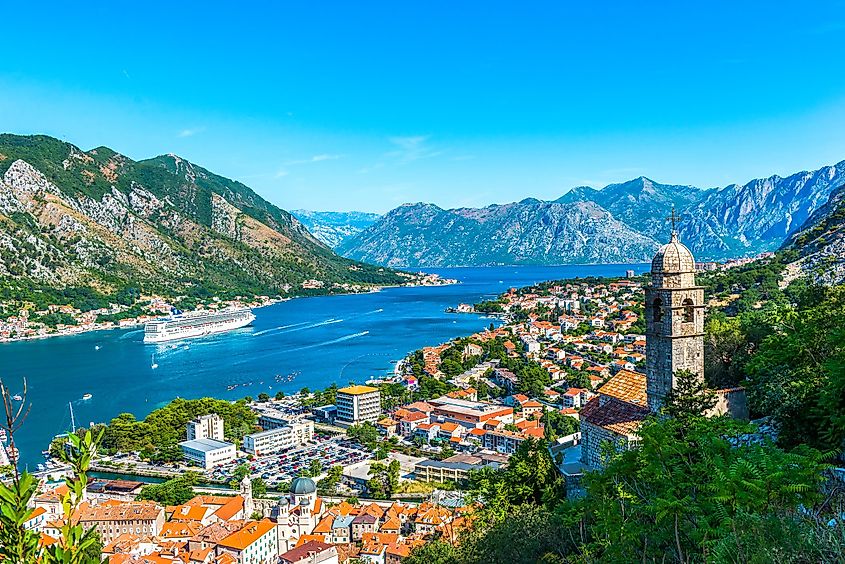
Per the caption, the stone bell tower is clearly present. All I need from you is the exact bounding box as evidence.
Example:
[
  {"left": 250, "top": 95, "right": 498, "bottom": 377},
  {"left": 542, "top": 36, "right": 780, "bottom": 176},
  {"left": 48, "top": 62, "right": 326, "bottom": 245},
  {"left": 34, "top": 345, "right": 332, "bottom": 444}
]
[{"left": 645, "top": 210, "right": 705, "bottom": 412}]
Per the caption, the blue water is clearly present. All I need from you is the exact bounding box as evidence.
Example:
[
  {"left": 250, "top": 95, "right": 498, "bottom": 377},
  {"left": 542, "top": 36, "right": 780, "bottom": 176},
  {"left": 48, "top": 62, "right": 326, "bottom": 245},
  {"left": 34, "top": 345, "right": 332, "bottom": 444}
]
[{"left": 3, "top": 264, "right": 647, "bottom": 469}]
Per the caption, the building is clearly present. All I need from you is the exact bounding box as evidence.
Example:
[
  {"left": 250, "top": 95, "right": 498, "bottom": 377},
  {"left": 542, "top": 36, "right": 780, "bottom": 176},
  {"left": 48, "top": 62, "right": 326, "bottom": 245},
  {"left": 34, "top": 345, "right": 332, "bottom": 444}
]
[
  {"left": 269, "top": 477, "right": 327, "bottom": 551},
  {"left": 216, "top": 519, "right": 280, "bottom": 563},
  {"left": 179, "top": 437, "right": 236, "bottom": 469},
  {"left": 427, "top": 396, "right": 514, "bottom": 429},
  {"left": 280, "top": 540, "right": 339, "bottom": 564},
  {"left": 243, "top": 419, "right": 314, "bottom": 456},
  {"left": 187, "top": 413, "right": 225, "bottom": 441},
  {"left": 86, "top": 479, "right": 145, "bottom": 503},
  {"left": 77, "top": 501, "right": 165, "bottom": 544},
  {"left": 571, "top": 223, "right": 747, "bottom": 482},
  {"left": 414, "top": 453, "right": 507, "bottom": 483},
  {"left": 336, "top": 385, "right": 381, "bottom": 425},
  {"left": 644, "top": 229, "right": 705, "bottom": 413}
]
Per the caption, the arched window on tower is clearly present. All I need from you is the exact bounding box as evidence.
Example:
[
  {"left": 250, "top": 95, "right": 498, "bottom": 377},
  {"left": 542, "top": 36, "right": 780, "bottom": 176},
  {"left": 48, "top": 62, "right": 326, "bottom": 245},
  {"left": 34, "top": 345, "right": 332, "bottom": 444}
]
[
  {"left": 652, "top": 298, "right": 663, "bottom": 323},
  {"left": 682, "top": 297, "right": 694, "bottom": 323}
]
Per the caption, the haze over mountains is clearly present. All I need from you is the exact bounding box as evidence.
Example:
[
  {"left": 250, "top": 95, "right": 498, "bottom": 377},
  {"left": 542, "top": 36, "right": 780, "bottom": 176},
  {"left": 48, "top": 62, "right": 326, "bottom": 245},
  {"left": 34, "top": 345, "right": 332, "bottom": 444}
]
[
  {"left": 330, "top": 161, "right": 845, "bottom": 267},
  {"left": 0, "top": 134, "right": 405, "bottom": 301}
]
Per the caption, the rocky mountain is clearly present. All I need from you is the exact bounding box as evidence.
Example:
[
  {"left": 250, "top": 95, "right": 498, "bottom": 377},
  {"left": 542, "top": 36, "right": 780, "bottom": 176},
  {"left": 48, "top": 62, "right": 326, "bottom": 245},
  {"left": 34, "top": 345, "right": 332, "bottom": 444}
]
[
  {"left": 0, "top": 134, "right": 406, "bottom": 303},
  {"left": 781, "top": 183, "right": 845, "bottom": 284},
  {"left": 679, "top": 161, "right": 845, "bottom": 259},
  {"left": 336, "top": 200, "right": 659, "bottom": 267},
  {"left": 556, "top": 177, "right": 703, "bottom": 240},
  {"left": 290, "top": 210, "right": 380, "bottom": 248},
  {"left": 339, "top": 160, "right": 845, "bottom": 267}
]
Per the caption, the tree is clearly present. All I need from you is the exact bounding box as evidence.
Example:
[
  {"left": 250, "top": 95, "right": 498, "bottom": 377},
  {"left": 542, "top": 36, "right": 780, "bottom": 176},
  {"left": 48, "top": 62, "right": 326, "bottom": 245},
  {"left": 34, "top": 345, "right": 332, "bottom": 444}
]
[
  {"left": 251, "top": 477, "right": 267, "bottom": 498},
  {"left": 404, "top": 540, "right": 458, "bottom": 564},
  {"left": 274, "top": 391, "right": 285, "bottom": 400},
  {"left": 367, "top": 459, "right": 400, "bottom": 499},
  {"left": 230, "top": 463, "right": 251, "bottom": 489},
  {"left": 581, "top": 414, "right": 830, "bottom": 562},
  {"left": 661, "top": 369, "right": 716, "bottom": 421},
  {"left": 257, "top": 392, "right": 270, "bottom": 402},
  {"left": 137, "top": 473, "right": 199, "bottom": 506}
]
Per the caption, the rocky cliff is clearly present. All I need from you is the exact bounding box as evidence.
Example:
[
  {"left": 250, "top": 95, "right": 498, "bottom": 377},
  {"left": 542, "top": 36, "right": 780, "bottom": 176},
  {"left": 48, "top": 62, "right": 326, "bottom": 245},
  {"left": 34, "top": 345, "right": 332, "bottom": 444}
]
[
  {"left": 337, "top": 200, "right": 659, "bottom": 267},
  {"left": 781, "top": 183, "right": 845, "bottom": 284},
  {"left": 291, "top": 210, "right": 380, "bottom": 248},
  {"left": 0, "top": 134, "right": 405, "bottom": 301},
  {"left": 339, "top": 161, "right": 845, "bottom": 266}
]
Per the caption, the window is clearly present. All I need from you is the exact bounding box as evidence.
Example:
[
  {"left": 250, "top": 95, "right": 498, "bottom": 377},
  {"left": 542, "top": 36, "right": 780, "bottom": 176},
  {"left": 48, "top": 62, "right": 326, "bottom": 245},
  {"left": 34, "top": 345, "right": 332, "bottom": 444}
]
[
  {"left": 652, "top": 298, "right": 663, "bottom": 323},
  {"left": 682, "top": 298, "right": 694, "bottom": 323}
]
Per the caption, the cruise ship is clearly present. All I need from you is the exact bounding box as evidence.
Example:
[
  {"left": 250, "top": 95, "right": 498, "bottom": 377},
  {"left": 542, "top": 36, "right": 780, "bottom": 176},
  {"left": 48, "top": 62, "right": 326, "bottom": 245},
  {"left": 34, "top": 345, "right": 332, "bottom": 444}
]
[{"left": 143, "top": 307, "right": 256, "bottom": 343}]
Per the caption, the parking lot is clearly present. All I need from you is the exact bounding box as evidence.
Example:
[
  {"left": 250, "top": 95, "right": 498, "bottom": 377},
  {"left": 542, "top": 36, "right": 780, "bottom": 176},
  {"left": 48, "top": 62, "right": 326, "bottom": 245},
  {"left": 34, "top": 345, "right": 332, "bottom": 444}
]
[{"left": 208, "top": 433, "right": 373, "bottom": 488}]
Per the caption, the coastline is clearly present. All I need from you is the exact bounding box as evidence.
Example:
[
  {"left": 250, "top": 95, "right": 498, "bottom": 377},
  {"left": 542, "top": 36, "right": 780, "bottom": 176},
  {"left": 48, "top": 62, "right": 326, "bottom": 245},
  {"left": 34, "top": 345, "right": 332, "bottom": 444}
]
[{"left": 0, "top": 276, "right": 458, "bottom": 345}]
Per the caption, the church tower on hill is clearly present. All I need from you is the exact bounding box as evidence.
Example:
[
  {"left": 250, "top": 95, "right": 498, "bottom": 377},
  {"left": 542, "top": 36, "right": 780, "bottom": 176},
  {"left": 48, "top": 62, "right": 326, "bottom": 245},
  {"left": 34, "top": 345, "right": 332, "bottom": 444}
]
[{"left": 644, "top": 213, "right": 705, "bottom": 412}]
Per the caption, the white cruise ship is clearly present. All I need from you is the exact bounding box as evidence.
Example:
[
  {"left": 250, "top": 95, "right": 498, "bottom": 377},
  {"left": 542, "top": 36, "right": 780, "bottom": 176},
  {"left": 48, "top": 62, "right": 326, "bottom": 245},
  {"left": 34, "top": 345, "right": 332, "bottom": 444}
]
[{"left": 143, "top": 307, "right": 256, "bottom": 343}]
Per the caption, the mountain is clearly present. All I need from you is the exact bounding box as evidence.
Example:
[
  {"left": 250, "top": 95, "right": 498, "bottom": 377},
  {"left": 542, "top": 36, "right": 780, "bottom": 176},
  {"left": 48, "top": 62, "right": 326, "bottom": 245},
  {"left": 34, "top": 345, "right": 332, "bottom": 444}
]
[
  {"left": 336, "top": 200, "right": 659, "bottom": 267},
  {"left": 290, "top": 210, "right": 380, "bottom": 248},
  {"left": 781, "top": 183, "right": 845, "bottom": 284},
  {"left": 557, "top": 177, "right": 703, "bottom": 239},
  {"left": 0, "top": 134, "right": 406, "bottom": 304},
  {"left": 678, "top": 161, "right": 845, "bottom": 259},
  {"left": 340, "top": 161, "right": 845, "bottom": 267}
]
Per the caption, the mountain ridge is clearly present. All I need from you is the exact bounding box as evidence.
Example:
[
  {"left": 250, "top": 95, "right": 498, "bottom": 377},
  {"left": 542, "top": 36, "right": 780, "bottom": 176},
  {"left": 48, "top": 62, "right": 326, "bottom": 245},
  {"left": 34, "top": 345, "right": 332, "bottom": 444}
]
[
  {"left": 339, "top": 161, "right": 845, "bottom": 267},
  {"left": 0, "top": 134, "right": 407, "bottom": 307}
]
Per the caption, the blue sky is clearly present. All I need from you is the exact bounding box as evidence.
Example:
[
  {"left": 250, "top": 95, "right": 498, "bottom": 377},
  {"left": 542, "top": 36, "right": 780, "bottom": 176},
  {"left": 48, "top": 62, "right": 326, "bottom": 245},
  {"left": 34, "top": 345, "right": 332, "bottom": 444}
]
[{"left": 2, "top": 1, "right": 845, "bottom": 212}]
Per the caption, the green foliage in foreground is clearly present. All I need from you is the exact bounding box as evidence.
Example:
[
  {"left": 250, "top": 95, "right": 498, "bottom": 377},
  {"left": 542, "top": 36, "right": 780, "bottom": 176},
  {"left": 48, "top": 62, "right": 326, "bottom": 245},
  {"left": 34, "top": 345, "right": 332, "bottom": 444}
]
[
  {"left": 407, "top": 414, "right": 844, "bottom": 564},
  {"left": 0, "top": 430, "right": 105, "bottom": 563}
]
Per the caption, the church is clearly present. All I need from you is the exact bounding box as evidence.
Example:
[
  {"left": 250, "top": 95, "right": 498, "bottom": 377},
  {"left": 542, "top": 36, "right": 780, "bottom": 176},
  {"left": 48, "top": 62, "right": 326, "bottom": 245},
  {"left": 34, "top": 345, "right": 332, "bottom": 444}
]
[{"left": 563, "top": 222, "right": 747, "bottom": 485}]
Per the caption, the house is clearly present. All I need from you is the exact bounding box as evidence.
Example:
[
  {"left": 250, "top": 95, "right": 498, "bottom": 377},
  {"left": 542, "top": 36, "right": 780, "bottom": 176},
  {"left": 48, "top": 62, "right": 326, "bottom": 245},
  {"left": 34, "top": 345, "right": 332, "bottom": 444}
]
[
  {"left": 521, "top": 400, "right": 544, "bottom": 418},
  {"left": 399, "top": 411, "right": 428, "bottom": 437},
  {"left": 562, "top": 388, "right": 588, "bottom": 409},
  {"left": 376, "top": 418, "right": 398, "bottom": 438},
  {"left": 413, "top": 423, "right": 440, "bottom": 443},
  {"left": 280, "top": 540, "right": 339, "bottom": 564}
]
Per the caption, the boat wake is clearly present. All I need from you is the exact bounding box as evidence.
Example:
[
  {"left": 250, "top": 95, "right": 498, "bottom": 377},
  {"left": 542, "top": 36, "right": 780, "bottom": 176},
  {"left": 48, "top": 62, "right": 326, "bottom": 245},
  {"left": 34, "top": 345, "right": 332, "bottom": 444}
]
[
  {"left": 252, "top": 321, "right": 311, "bottom": 336},
  {"left": 253, "top": 318, "right": 343, "bottom": 337},
  {"left": 284, "top": 331, "right": 369, "bottom": 353}
]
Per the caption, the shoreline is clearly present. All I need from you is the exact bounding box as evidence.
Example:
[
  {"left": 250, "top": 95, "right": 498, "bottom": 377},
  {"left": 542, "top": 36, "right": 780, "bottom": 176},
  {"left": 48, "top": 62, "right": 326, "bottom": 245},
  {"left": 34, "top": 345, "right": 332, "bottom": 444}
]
[{"left": 0, "top": 277, "right": 458, "bottom": 346}]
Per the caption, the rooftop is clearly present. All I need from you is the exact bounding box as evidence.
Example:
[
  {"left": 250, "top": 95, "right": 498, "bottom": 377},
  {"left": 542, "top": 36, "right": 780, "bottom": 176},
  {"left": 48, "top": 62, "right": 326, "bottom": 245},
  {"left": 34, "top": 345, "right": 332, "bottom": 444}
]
[
  {"left": 178, "top": 437, "right": 234, "bottom": 452},
  {"left": 597, "top": 369, "right": 647, "bottom": 407},
  {"left": 338, "top": 385, "right": 379, "bottom": 395}
]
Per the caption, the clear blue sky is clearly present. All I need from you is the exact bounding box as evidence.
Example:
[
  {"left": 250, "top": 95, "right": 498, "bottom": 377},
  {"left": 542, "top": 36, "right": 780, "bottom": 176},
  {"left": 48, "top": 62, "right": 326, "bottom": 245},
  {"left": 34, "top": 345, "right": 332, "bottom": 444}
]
[{"left": 2, "top": 1, "right": 844, "bottom": 212}]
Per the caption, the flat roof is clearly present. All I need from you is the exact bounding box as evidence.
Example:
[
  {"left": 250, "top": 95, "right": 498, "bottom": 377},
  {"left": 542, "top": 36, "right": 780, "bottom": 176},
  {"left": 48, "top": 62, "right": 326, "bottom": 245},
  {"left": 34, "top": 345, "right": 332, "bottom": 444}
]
[
  {"left": 338, "top": 385, "right": 379, "bottom": 395},
  {"left": 178, "top": 438, "right": 234, "bottom": 452}
]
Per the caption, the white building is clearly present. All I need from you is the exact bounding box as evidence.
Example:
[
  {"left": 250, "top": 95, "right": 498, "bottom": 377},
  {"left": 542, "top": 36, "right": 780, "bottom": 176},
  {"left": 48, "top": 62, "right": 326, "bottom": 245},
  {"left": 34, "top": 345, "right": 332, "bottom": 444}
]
[
  {"left": 187, "top": 413, "right": 225, "bottom": 441},
  {"left": 335, "top": 385, "right": 381, "bottom": 426},
  {"left": 243, "top": 420, "right": 314, "bottom": 456},
  {"left": 178, "top": 438, "right": 236, "bottom": 469}
]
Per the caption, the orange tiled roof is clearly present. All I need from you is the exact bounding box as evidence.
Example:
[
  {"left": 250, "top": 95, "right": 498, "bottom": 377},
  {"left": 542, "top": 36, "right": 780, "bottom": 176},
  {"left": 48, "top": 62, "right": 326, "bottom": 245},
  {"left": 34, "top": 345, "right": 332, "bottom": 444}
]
[
  {"left": 212, "top": 496, "right": 244, "bottom": 521},
  {"left": 580, "top": 396, "right": 648, "bottom": 437},
  {"left": 217, "top": 519, "right": 275, "bottom": 551},
  {"left": 597, "top": 369, "right": 647, "bottom": 406}
]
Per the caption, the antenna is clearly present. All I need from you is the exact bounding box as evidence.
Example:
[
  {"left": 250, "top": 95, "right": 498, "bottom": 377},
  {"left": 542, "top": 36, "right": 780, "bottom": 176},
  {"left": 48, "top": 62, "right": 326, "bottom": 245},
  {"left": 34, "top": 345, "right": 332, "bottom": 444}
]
[{"left": 69, "top": 401, "right": 76, "bottom": 433}]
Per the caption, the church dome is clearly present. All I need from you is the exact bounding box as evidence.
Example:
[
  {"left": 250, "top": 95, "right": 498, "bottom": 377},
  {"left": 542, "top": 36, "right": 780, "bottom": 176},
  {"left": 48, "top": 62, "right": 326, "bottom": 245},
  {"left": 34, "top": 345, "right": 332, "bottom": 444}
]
[
  {"left": 290, "top": 477, "right": 317, "bottom": 495},
  {"left": 299, "top": 497, "right": 311, "bottom": 506},
  {"left": 651, "top": 232, "right": 695, "bottom": 273}
]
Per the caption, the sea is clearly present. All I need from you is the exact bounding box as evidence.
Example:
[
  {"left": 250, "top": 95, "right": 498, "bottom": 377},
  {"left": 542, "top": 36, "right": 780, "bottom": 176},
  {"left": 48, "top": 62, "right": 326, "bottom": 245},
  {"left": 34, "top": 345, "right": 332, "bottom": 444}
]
[{"left": 2, "top": 264, "right": 648, "bottom": 469}]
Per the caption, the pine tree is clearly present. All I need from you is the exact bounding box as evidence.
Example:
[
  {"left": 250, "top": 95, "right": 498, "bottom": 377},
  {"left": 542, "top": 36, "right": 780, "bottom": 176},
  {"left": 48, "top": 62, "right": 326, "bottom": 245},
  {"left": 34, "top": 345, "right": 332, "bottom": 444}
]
[{"left": 662, "top": 369, "right": 717, "bottom": 421}]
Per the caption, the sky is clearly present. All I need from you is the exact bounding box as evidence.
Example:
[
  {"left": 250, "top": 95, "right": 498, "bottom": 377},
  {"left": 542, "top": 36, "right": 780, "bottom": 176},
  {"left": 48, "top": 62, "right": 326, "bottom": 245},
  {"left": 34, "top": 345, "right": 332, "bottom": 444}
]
[{"left": 2, "top": 1, "right": 845, "bottom": 213}]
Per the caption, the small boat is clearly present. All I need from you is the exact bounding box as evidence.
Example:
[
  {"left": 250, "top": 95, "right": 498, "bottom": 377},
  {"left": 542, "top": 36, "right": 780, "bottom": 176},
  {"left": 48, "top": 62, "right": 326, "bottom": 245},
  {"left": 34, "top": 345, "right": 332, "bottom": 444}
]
[
  {"left": 82, "top": 393, "right": 92, "bottom": 401},
  {"left": 11, "top": 394, "right": 22, "bottom": 401},
  {"left": 150, "top": 353, "right": 158, "bottom": 369},
  {"left": 94, "top": 345, "right": 100, "bottom": 351}
]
